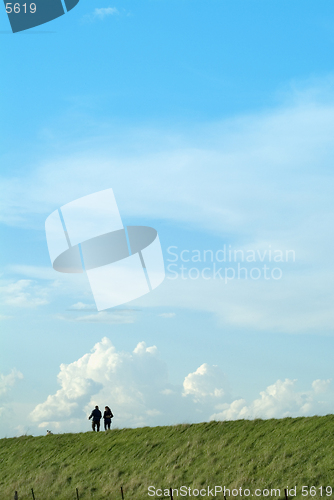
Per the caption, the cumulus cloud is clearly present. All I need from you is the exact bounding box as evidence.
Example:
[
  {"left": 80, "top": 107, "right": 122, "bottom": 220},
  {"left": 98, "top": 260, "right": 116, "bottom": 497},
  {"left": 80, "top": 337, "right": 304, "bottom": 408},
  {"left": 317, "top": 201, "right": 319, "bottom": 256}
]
[
  {"left": 312, "top": 379, "right": 331, "bottom": 394},
  {"left": 210, "top": 378, "right": 334, "bottom": 421},
  {"left": 27, "top": 339, "right": 334, "bottom": 432},
  {"left": 183, "top": 363, "right": 228, "bottom": 401},
  {"left": 29, "top": 338, "right": 230, "bottom": 431}
]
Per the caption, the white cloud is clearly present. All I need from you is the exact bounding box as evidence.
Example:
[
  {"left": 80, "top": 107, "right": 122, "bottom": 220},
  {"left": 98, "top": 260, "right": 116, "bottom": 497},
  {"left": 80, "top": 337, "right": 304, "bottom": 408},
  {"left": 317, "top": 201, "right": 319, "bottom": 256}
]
[
  {"left": 68, "top": 302, "right": 96, "bottom": 310},
  {"left": 57, "top": 310, "right": 136, "bottom": 324},
  {"left": 29, "top": 338, "right": 229, "bottom": 431},
  {"left": 312, "top": 379, "right": 331, "bottom": 394},
  {"left": 210, "top": 378, "right": 334, "bottom": 421},
  {"left": 183, "top": 363, "right": 228, "bottom": 401},
  {"left": 82, "top": 7, "right": 119, "bottom": 22},
  {"left": 0, "top": 279, "right": 49, "bottom": 307},
  {"left": 7, "top": 265, "right": 58, "bottom": 281},
  {"left": 3, "top": 85, "right": 334, "bottom": 238},
  {"left": 24, "top": 338, "right": 334, "bottom": 433},
  {"left": 159, "top": 312, "right": 176, "bottom": 318},
  {"left": 75, "top": 311, "right": 135, "bottom": 324},
  {"left": 133, "top": 272, "right": 334, "bottom": 334},
  {"left": 93, "top": 7, "right": 119, "bottom": 19},
  {"left": 3, "top": 266, "right": 94, "bottom": 312}
]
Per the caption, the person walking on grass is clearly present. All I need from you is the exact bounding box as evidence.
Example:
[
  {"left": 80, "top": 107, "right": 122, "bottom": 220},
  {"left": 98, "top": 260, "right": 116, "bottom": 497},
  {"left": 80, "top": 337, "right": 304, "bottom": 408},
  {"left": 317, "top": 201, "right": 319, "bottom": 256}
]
[
  {"left": 103, "top": 406, "right": 113, "bottom": 430},
  {"left": 88, "top": 405, "right": 102, "bottom": 432}
]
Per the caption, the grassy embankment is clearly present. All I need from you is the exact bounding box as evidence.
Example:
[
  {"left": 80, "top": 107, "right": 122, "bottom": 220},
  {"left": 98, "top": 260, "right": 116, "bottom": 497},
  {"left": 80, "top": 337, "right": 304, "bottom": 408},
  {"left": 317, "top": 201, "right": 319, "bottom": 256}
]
[{"left": 0, "top": 415, "right": 334, "bottom": 499}]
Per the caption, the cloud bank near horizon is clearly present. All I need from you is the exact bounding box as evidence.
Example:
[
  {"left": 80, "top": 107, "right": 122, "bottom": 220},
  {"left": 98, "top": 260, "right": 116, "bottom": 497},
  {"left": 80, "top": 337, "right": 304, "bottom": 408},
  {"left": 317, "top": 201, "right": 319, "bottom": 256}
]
[
  {"left": 28, "top": 338, "right": 334, "bottom": 434},
  {"left": 29, "top": 337, "right": 230, "bottom": 431}
]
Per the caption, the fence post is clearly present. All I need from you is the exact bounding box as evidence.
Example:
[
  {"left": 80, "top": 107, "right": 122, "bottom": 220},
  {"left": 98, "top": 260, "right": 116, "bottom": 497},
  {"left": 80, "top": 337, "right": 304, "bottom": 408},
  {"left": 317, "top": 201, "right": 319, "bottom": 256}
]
[
  {"left": 284, "top": 489, "right": 289, "bottom": 500},
  {"left": 76, "top": 487, "right": 79, "bottom": 499},
  {"left": 14, "top": 492, "right": 18, "bottom": 500},
  {"left": 31, "top": 488, "right": 35, "bottom": 500},
  {"left": 120, "top": 485, "right": 124, "bottom": 499},
  {"left": 170, "top": 488, "right": 173, "bottom": 500}
]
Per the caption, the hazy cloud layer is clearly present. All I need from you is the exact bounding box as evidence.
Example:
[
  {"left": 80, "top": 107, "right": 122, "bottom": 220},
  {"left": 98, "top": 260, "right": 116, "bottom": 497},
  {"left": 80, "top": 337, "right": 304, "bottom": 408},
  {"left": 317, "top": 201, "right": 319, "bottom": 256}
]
[
  {"left": 2, "top": 87, "right": 334, "bottom": 245},
  {"left": 2, "top": 84, "right": 334, "bottom": 333}
]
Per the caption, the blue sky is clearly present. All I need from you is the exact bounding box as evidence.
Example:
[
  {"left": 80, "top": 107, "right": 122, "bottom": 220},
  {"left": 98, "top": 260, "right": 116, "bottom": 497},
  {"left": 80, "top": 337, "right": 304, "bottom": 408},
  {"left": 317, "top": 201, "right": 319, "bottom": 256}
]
[{"left": 2, "top": 0, "right": 334, "bottom": 437}]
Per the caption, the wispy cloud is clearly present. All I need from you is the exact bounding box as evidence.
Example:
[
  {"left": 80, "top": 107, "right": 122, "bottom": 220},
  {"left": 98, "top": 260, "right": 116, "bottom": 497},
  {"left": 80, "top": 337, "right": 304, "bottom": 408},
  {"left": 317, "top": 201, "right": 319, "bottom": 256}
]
[
  {"left": 0, "top": 279, "right": 49, "bottom": 308},
  {"left": 93, "top": 7, "right": 119, "bottom": 19},
  {"left": 81, "top": 7, "right": 119, "bottom": 23},
  {"left": 159, "top": 312, "right": 176, "bottom": 318},
  {"left": 67, "top": 302, "right": 97, "bottom": 311},
  {"left": 2, "top": 82, "right": 334, "bottom": 240},
  {"left": 4, "top": 266, "right": 93, "bottom": 307},
  {"left": 0, "top": 369, "right": 24, "bottom": 420},
  {"left": 57, "top": 310, "right": 136, "bottom": 324},
  {"left": 2, "top": 81, "right": 334, "bottom": 332}
]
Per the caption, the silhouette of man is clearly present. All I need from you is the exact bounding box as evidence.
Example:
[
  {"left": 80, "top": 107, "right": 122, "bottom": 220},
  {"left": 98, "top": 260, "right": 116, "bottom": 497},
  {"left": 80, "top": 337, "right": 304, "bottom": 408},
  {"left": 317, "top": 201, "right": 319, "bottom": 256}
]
[{"left": 88, "top": 405, "right": 102, "bottom": 432}]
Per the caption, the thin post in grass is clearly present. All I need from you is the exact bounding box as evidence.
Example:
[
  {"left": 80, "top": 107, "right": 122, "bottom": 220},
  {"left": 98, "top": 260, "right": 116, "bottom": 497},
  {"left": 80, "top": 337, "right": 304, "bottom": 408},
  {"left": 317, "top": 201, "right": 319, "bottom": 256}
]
[
  {"left": 170, "top": 488, "right": 173, "bottom": 500},
  {"left": 224, "top": 496, "right": 227, "bottom": 500},
  {"left": 120, "top": 485, "right": 124, "bottom": 499},
  {"left": 14, "top": 492, "right": 18, "bottom": 500},
  {"left": 31, "top": 488, "right": 36, "bottom": 500},
  {"left": 76, "top": 487, "right": 79, "bottom": 499},
  {"left": 284, "top": 489, "right": 289, "bottom": 500}
]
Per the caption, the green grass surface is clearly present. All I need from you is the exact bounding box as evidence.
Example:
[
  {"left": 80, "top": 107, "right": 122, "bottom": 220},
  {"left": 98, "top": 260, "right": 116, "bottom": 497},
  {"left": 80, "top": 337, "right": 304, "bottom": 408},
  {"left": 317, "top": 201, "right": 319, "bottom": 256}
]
[{"left": 1, "top": 416, "right": 334, "bottom": 499}]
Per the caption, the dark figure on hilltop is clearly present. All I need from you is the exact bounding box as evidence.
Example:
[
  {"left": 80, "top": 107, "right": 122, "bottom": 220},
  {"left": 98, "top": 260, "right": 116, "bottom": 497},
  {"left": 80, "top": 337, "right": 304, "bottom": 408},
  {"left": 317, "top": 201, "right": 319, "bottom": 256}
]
[
  {"left": 88, "top": 405, "right": 102, "bottom": 432},
  {"left": 103, "top": 406, "right": 113, "bottom": 430}
]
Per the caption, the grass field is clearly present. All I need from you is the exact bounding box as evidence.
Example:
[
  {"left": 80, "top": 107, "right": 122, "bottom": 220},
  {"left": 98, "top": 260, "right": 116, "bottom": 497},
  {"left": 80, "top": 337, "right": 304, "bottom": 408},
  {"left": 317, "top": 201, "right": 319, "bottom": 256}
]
[{"left": 0, "top": 415, "right": 334, "bottom": 500}]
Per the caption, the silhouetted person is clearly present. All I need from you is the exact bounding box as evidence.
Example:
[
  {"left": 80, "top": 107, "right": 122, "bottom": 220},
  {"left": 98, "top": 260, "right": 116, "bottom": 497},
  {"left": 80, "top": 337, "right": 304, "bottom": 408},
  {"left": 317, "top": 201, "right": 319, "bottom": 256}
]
[
  {"left": 88, "top": 405, "right": 102, "bottom": 431},
  {"left": 103, "top": 406, "right": 113, "bottom": 430}
]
